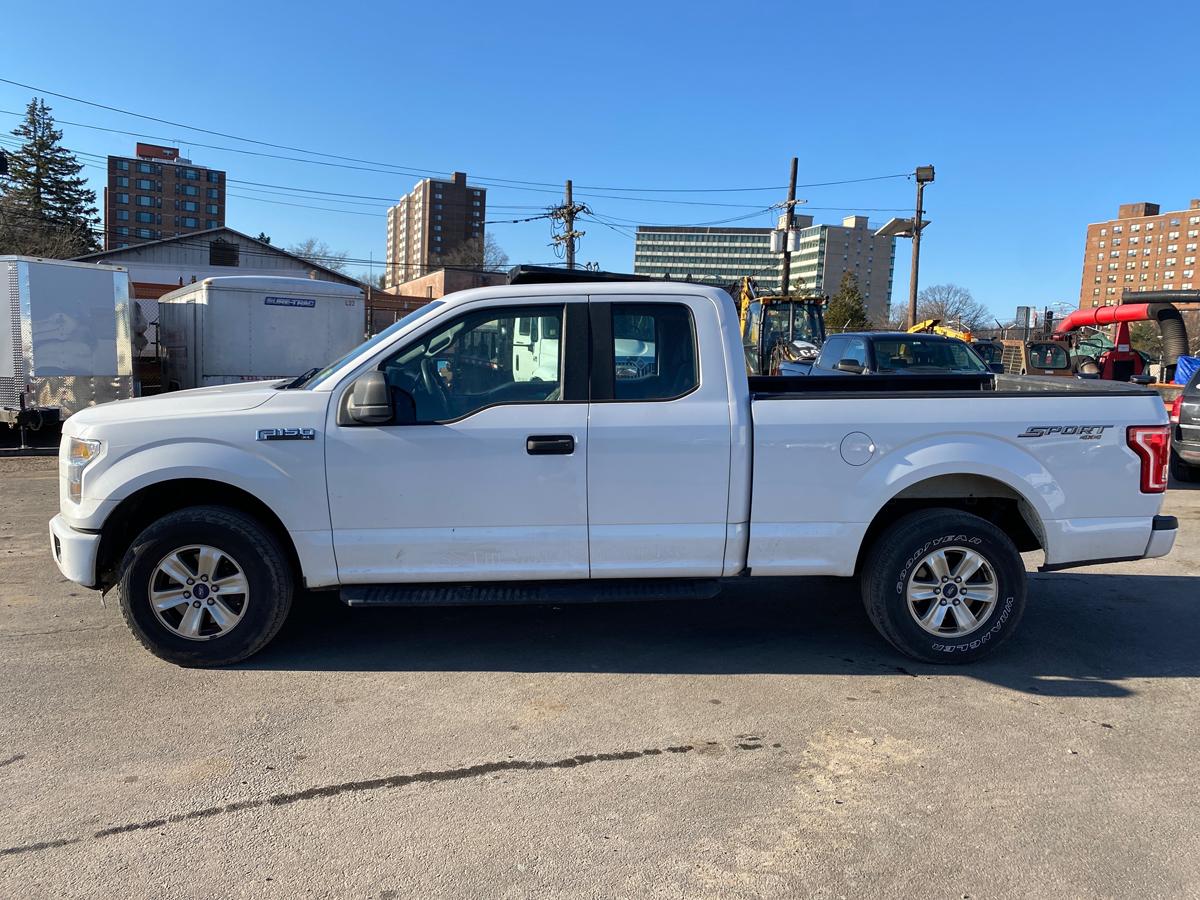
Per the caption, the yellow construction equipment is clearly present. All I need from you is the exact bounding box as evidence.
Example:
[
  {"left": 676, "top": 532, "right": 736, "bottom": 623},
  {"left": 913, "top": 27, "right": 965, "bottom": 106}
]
[
  {"left": 734, "top": 277, "right": 826, "bottom": 375},
  {"left": 907, "top": 318, "right": 974, "bottom": 342}
]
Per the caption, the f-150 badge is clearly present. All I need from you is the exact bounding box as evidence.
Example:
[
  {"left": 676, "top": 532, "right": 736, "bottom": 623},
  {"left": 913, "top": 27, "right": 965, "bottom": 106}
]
[
  {"left": 256, "top": 428, "right": 317, "bottom": 441},
  {"left": 1018, "top": 425, "right": 1112, "bottom": 439}
]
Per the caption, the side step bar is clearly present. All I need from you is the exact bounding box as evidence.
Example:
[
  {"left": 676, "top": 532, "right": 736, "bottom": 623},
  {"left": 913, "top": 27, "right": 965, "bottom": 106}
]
[{"left": 340, "top": 578, "right": 723, "bottom": 608}]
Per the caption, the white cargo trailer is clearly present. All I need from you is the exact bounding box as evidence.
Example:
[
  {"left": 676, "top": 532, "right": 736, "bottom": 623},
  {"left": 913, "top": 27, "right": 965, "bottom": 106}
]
[
  {"left": 1, "top": 256, "right": 134, "bottom": 425},
  {"left": 158, "top": 276, "right": 364, "bottom": 390}
]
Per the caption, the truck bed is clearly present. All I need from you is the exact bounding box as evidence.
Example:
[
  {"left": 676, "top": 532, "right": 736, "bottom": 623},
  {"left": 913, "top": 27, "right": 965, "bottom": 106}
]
[{"left": 748, "top": 372, "right": 1159, "bottom": 399}]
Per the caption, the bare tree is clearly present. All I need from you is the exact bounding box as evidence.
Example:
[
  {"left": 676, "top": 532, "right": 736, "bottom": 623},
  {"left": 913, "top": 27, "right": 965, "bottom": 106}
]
[
  {"left": 286, "top": 237, "right": 349, "bottom": 273},
  {"left": 915, "top": 284, "right": 991, "bottom": 331},
  {"left": 438, "top": 234, "right": 510, "bottom": 272}
]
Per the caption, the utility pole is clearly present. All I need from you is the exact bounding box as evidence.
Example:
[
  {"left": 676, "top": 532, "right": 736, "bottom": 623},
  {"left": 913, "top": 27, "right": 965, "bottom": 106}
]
[
  {"left": 906, "top": 165, "right": 936, "bottom": 329},
  {"left": 550, "top": 179, "right": 589, "bottom": 269},
  {"left": 779, "top": 157, "right": 798, "bottom": 295}
]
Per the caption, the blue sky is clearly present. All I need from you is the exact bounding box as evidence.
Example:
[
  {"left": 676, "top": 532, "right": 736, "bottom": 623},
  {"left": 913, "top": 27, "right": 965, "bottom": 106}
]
[{"left": 2, "top": 0, "right": 1197, "bottom": 318}]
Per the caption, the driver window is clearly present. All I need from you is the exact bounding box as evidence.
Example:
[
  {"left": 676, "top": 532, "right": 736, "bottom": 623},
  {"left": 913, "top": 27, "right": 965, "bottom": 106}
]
[{"left": 379, "top": 305, "right": 564, "bottom": 422}]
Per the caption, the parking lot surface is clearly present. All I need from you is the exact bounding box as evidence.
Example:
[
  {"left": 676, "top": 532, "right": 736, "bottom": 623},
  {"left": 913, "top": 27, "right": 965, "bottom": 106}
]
[{"left": 2, "top": 455, "right": 1198, "bottom": 898}]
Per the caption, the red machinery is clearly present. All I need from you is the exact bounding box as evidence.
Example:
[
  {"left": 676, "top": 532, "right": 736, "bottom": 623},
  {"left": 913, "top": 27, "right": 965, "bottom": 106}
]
[{"left": 1052, "top": 303, "right": 1189, "bottom": 383}]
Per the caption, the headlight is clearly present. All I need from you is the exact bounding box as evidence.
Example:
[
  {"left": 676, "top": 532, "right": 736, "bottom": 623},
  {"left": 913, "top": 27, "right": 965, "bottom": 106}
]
[{"left": 66, "top": 437, "right": 102, "bottom": 503}]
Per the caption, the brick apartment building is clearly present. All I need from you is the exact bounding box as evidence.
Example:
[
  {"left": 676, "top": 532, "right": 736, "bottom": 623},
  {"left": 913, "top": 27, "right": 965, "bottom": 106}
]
[
  {"left": 385, "top": 172, "right": 486, "bottom": 288},
  {"left": 1079, "top": 199, "right": 1200, "bottom": 308},
  {"left": 104, "top": 143, "right": 226, "bottom": 249}
]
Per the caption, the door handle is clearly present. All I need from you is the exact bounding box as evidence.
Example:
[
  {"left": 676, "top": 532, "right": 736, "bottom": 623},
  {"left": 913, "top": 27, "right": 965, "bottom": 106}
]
[{"left": 526, "top": 434, "right": 575, "bottom": 455}]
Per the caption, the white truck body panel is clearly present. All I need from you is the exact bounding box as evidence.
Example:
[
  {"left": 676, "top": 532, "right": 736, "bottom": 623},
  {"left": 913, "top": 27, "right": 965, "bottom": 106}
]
[
  {"left": 0, "top": 256, "right": 134, "bottom": 415},
  {"left": 158, "top": 276, "right": 364, "bottom": 389},
  {"left": 53, "top": 282, "right": 1173, "bottom": 596}
]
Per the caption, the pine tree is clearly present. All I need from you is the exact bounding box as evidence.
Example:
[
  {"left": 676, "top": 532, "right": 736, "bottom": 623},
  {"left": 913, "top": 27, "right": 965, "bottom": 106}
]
[
  {"left": 825, "top": 272, "right": 871, "bottom": 332},
  {"left": 0, "top": 98, "right": 99, "bottom": 258}
]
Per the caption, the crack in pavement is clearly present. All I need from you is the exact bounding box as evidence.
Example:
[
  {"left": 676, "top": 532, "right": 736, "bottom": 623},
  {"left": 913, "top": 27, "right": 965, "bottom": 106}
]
[{"left": 0, "top": 738, "right": 770, "bottom": 857}]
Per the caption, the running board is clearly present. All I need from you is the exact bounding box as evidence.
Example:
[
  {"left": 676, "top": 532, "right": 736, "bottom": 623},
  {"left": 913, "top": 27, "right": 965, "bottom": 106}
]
[{"left": 340, "top": 578, "right": 723, "bottom": 608}]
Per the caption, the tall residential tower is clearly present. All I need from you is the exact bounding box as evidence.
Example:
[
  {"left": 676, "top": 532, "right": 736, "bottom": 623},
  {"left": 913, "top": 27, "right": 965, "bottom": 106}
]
[{"left": 385, "top": 172, "right": 486, "bottom": 288}]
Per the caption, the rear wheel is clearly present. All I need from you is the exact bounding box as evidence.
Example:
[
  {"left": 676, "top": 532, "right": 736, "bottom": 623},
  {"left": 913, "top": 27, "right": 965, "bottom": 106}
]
[
  {"left": 860, "top": 509, "right": 1026, "bottom": 663},
  {"left": 1171, "top": 451, "right": 1198, "bottom": 483},
  {"left": 116, "top": 506, "right": 293, "bottom": 666}
]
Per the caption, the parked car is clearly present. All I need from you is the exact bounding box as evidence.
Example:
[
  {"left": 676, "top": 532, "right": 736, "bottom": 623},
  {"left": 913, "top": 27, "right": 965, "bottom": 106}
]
[
  {"left": 1170, "top": 366, "right": 1200, "bottom": 481},
  {"left": 807, "top": 331, "right": 1000, "bottom": 376},
  {"left": 50, "top": 283, "right": 1175, "bottom": 667}
]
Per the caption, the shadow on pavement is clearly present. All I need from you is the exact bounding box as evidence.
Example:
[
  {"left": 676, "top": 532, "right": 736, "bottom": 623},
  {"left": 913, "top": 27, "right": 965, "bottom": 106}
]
[{"left": 245, "top": 573, "right": 1199, "bottom": 697}]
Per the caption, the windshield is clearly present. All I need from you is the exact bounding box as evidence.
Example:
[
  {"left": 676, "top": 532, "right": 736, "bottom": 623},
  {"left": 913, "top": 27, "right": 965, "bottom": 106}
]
[
  {"left": 763, "top": 303, "right": 824, "bottom": 346},
  {"left": 1027, "top": 342, "right": 1070, "bottom": 370},
  {"left": 873, "top": 337, "right": 988, "bottom": 373},
  {"left": 300, "top": 302, "right": 444, "bottom": 389}
]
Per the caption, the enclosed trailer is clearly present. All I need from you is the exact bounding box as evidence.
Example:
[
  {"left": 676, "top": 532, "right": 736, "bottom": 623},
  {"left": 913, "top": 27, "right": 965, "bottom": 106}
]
[
  {"left": 158, "top": 276, "right": 365, "bottom": 390},
  {"left": 1, "top": 256, "right": 134, "bottom": 425}
]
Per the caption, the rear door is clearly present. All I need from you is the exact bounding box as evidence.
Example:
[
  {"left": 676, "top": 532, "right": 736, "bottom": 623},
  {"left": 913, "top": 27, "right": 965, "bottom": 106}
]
[{"left": 585, "top": 295, "right": 733, "bottom": 577}]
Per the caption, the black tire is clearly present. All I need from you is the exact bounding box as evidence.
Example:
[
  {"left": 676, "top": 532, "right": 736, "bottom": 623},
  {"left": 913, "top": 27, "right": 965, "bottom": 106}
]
[
  {"left": 1171, "top": 451, "right": 1197, "bottom": 483},
  {"left": 115, "top": 506, "right": 294, "bottom": 667},
  {"left": 860, "top": 509, "right": 1026, "bottom": 663}
]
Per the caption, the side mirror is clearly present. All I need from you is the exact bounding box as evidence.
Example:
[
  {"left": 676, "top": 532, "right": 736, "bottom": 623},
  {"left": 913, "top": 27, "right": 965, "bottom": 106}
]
[
  {"left": 988, "top": 362, "right": 1005, "bottom": 374},
  {"left": 346, "top": 371, "right": 394, "bottom": 425},
  {"left": 836, "top": 359, "right": 866, "bottom": 374}
]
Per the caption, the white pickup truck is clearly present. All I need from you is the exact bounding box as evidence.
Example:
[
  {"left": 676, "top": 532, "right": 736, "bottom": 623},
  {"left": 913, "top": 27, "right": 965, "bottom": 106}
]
[{"left": 50, "top": 283, "right": 1177, "bottom": 667}]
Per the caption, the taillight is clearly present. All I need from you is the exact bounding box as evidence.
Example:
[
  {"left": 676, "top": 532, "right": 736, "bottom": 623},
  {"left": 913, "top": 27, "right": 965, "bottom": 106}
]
[
  {"left": 1169, "top": 395, "right": 1183, "bottom": 425},
  {"left": 1127, "top": 425, "right": 1171, "bottom": 493}
]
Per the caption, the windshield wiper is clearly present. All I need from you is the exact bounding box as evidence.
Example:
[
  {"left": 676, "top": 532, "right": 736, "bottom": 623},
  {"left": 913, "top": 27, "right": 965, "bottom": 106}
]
[{"left": 282, "top": 367, "right": 320, "bottom": 390}]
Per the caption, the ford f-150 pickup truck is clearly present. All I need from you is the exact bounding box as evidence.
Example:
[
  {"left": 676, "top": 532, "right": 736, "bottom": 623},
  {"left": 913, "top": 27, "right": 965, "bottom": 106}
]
[{"left": 49, "top": 283, "right": 1178, "bottom": 667}]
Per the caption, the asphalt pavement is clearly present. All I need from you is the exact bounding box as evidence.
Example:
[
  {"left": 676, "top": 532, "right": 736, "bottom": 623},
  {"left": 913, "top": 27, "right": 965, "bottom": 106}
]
[{"left": 2, "top": 455, "right": 1198, "bottom": 898}]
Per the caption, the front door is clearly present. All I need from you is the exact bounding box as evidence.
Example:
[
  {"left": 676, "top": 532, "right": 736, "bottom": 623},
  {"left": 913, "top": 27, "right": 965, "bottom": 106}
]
[{"left": 324, "top": 300, "right": 590, "bottom": 583}]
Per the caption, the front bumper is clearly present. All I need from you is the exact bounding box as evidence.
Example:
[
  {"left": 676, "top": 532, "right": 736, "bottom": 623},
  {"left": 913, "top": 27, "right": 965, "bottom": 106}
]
[{"left": 49, "top": 515, "right": 101, "bottom": 588}]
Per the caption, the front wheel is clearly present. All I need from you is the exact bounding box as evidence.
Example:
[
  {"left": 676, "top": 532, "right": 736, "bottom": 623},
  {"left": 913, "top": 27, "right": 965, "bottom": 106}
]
[
  {"left": 860, "top": 509, "right": 1026, "bottom": 663},
  {"left": 116, "top": 506, "right": 294, "bottom": 667}
]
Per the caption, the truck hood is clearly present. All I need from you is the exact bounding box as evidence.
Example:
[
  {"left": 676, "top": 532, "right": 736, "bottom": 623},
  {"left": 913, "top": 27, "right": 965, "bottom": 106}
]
[{"left": 67, "top": 380, "right": 284, "bottom": 429}]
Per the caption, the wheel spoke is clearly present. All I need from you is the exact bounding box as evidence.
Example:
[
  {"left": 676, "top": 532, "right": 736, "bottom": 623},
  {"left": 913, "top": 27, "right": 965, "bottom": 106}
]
[
  {"left": 207, "top": 597, "right": 242, "bottom": 631},
  {"left": 178, "top": 604, "right": 205, "bottom": 637},
  {"left": 965, "top": 582, "right": 997, "bottom": 604},
  {"left": 949, "top": 603, "right": 978, "bottom": 630},
  {"left": 212, "top": 574, "right": 249, "bottom": 596},
  {"left": 151, "top": 588, "right": 191, "bottom": 611},
  {"left": 195, "top": 546, "right": 223, "bottom": 581},
  {"left": 909, "top": 588, "right": 939, "bottom": 602},
  {"left": 926, "top": 550, "right": 952, "bottom": 582},
  {"left": 952, "top": 550, "right": 986, "bottom": 582},
  {"left": 921, "top": 602, "right": 950, "bottom": 629},
  {"left": 158, "top": 553, "right": 194, "bottom": 586}
]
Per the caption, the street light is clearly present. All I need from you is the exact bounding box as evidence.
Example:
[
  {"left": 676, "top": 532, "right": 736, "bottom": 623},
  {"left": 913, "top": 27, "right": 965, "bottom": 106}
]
[{"left": 875, "top": 166, "right": 935, "bottom": 328}]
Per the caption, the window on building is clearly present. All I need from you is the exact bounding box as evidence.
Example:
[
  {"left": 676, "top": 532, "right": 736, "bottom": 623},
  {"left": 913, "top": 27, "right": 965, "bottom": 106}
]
[
  {"left": 209, "top": 239, "right": 239, "bottom": 267},
  {"left": 182, "top": 168, "right": 199, "bottom": 180},
  {"left": 207, "top": 188, "right": 218, "bottom": 199},
  {"left": 473, "top": 200, "right": 481, "bottom": 207},
  {"left": 206, "top": 204, "right": 218, "bottom": 215},
  {"left": 115, "top": 159, "right": 129, "bottom": 171},
  {"left": 135, "top": 178, "right": 155, "bottom": 190},
  {"left": 207, "top": 171, "right": 220, "bottom": 183},
  {"left": 180, "top": 185, "right": 199, "bottom": 197},
  {"left": 114, "top": 192, "right": 129, "bottom": 204},
  {"left": 135, "top": 227, "right": 154, "bottom": 238},
  {"left": 180, "top": 200, "right": 198, "bottom": 212},
  {"left": 135, "top": 195, "right": 155, "bottom": 207},
  {"left": 115, "top": 209, "right": 129, "bottom": 221},
  {"left": 115, "top": 226, "right": 128, "bottom": 235},
  {"left": 114, "top": 176, "right": 129, "bottom": 188},
  {"left": 136, "top": 211, "right": 154, "bottom": 223},
  {"left": 206, "top": 220, "right": 218, "bottom": 229},
  {"left": 136, "top": 162, "right": 157, "bottom": 174},
  {"left": 178, "top": 216, "right": 198, "bottom": 228}
]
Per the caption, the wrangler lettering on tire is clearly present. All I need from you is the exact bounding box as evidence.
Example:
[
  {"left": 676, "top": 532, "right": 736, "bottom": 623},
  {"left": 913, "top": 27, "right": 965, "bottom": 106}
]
[{"left": 861, "top": 509, "right": 1027, "bottom": 663}]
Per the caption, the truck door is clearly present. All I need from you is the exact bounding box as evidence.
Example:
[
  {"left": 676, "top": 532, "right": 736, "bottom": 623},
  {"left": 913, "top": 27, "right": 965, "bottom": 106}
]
[
  {"left": 324, "top": 299, "right": 591, "bottom": 583},
  {"left": 585, "top": 297, "right": 734, "bottom": 577}
]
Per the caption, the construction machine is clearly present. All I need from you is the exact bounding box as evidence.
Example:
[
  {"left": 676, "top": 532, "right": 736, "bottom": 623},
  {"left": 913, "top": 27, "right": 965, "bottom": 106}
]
[{"left": 735, "top": 277, "right": 826, "bottom": 375}]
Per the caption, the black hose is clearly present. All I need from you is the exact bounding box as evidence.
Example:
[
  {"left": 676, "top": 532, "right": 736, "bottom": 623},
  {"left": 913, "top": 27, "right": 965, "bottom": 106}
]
[{"left": 1148, "top": 304, "right": 1189, "bottom": 380}]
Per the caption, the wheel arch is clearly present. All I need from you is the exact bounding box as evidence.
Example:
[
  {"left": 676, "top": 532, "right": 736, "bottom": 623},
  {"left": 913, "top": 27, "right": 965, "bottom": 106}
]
[
  {"left": 853, "top": 472, "right": 1045, "bottom": 575},
  {"left": 95, "top": 479, "right": 303, "bottom": 593}
]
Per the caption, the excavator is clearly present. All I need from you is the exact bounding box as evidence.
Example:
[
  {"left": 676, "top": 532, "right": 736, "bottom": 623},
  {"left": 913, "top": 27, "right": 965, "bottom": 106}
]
[
  {"left": 908, "top": 318, "right": 1004, "bottom": 370},
  {"left": 734, "top": 277, "right": 827, "bottom": 375}
]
